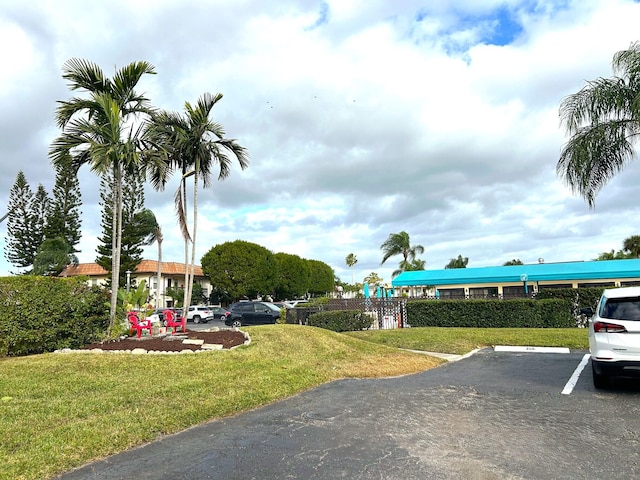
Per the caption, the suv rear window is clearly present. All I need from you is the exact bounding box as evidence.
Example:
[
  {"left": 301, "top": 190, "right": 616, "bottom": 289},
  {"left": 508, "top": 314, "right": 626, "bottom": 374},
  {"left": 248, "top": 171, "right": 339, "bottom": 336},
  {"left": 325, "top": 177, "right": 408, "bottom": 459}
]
[{"left": 601, "top": 297, "right": 640, "bottom": 320}]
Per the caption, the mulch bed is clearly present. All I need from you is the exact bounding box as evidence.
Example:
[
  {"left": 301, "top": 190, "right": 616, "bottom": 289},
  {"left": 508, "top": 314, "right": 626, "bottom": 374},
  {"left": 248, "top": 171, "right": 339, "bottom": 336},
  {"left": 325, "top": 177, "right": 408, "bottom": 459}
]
[{"left": 81, "top": 329, "right": 247, "bottom": 352}]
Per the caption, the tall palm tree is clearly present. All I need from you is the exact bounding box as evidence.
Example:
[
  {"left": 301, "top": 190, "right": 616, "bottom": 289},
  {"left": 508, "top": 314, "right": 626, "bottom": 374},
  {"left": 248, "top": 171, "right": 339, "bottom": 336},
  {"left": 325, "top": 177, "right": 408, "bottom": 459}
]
[
  {"left": 380, "top": 231, "right": 424, "bottom": 277},
  {"left": 345, "top": 253, "right": 357, "bottom": 284},
  {"left": 558, "top": 42, "right": 640, "bottom": 207},
  {"left": 146, "top": 93, "right": 249, "bottom": 309},
  {"left": 49, "top": 58, "right": 157, "bottom": 334}
]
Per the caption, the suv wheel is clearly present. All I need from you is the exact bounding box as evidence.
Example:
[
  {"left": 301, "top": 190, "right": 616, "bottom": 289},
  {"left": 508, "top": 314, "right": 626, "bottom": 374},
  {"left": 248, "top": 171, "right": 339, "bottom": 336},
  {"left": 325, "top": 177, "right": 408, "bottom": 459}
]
[
  {"left": 232, "top": 319, "right": 242, "bottom": 328},
  {"left": 592, "top": 363, "right": 609, "bottom": 389},
  {"left": 193, "top": 315, "right": 201, "bottom": 324}
]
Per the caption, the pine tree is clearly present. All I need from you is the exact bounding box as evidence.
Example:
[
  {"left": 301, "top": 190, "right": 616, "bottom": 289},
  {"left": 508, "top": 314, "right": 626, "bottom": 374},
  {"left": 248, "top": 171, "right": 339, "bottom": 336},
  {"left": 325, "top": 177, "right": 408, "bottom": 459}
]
[
  {"left": 45, "top": 154, "right": 82, "bottom": 251},
  {"left": 96, "top": 169, "right": 147, "bottom": 286},
  {"left": 5, "top": 172, "right": 43, "bottom": 270},
  {"left": 31, "top": 185, "right": 50, "bottom": 251}
]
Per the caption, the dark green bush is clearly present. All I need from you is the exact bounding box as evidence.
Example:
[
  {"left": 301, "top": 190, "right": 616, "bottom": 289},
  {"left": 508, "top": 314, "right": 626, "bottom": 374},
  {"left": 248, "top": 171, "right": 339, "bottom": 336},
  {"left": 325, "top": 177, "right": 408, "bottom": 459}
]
[
  {"left": 0, "top": 276, "right": 110, "bottom": 357},
  {"left": 536, "top": 287, "right": 604, "bottom": 327},
  {"left": 406, "top": 298, "right": 574, "bottom": 328},
  {"left": 307, "top": 309, "right": 372, "bottom": 332}
]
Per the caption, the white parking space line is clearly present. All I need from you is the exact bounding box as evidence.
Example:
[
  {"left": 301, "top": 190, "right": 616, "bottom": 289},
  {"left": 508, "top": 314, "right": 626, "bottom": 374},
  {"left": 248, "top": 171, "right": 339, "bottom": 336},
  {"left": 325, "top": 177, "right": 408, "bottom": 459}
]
[
  {"left": 561, "top": 353, "right": 590, "bottom": 395},
  {"left": 494, "top": 345, "right": 570, "bottom": 353}
]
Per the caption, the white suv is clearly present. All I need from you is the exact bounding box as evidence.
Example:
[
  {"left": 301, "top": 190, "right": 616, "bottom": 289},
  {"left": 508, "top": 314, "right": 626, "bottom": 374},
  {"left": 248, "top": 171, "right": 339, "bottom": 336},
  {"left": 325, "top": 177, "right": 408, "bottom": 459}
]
[
  {"left": 583, "top": 287, "right": 640, "bottom": 388},
  {"left": 186, "top": 306, "right": 214, "bottom": 324}
]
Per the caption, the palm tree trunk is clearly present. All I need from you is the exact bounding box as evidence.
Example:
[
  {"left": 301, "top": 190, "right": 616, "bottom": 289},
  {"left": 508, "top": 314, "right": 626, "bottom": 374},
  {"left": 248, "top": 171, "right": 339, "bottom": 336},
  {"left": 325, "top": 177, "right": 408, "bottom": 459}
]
[
  {"left": 108, "top": 162, "right": 122, "bottom": 335},
  {"left": 187, "top": 171, "right": 199, "bottom": 309},
  {"left": 181, "top": 177, "right": 190, "bottom": 310},
  {"left": 156, "top": 232, "right": 162, "bottom": 309}
]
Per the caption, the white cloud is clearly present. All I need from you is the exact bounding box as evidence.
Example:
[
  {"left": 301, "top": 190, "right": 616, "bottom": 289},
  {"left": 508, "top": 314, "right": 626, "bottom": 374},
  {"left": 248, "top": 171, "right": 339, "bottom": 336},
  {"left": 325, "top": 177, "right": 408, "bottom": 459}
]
[{"left": 2, "top": 0, "right": 640, "bottom": 287}]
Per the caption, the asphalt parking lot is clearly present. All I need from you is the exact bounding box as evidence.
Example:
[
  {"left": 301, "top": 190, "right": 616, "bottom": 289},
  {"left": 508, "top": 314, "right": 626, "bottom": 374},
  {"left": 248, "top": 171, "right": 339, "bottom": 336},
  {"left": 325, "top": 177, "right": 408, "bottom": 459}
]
[{"left": 57, "top": 349, "right": 640, "bottom": 480}]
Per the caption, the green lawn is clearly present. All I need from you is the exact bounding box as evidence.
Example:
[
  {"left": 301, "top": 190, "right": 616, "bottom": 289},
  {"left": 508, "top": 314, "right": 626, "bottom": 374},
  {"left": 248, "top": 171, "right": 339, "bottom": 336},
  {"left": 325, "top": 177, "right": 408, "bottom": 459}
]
[
  {"left": 346, "top": 326, "right": 589, "bottom": 354},
  {"left": 0, "top": 325, "right": 587, "bottom": 480}
]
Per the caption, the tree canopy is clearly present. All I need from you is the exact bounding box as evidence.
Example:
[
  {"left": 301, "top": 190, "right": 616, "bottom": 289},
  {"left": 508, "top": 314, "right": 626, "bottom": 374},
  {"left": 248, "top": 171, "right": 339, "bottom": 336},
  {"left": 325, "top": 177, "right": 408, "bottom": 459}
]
[
  {"left": 273, "top": 252, "right": 310, "bottom": 300},
  {"left": 558, "top": 42, "right": 640, "bottom": 207},
  {"left": 380, "top": 231, "right": 424, "bottom": 278},
  {"left": 201, "top": 240, "right": 277, "bottom": 301},
  {"left": 445, "top": 255, "right": 469, "bottom": 269}
]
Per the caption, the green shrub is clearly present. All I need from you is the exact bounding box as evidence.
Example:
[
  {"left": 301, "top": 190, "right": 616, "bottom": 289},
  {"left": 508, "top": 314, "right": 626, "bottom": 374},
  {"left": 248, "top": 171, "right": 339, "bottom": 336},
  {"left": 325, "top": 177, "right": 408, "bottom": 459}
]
[
  {"left": 0, "top": 276, "right": 110, "bottom": 356},
  {"left": 536, "top": 287, "right": 604, "bottom": 327},
  {"left": 307, "top": 309, "right": 372, "bottom": 332},
  {"left": 406, "top": 298, "right": 574, "bottom": 328}
]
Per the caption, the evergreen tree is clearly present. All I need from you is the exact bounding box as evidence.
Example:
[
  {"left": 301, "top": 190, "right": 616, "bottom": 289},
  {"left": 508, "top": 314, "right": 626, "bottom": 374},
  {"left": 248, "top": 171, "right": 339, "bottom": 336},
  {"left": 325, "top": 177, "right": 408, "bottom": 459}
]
[
  {"left": 96, "top": 169, "right": 150, "bottom": 286},
  {"left": 31, "top": 184, "right": 50, "bottom": 252},
  {"left": 4, "top": 172, "right": 40, "bottom": 270},
  {"left": 45, "top": 153, "right": 82, "bottom": 251},
  {"left": 33, "top": 236, "right": 77, "bottom": 276}
]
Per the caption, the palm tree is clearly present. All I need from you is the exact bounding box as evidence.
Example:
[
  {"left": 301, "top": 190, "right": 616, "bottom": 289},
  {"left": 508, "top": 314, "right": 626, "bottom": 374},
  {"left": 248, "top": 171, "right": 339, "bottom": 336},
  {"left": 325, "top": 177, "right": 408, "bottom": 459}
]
[
  {"left": 623, "top": 235, "right": 640, "bottom": 258},
  {"left": 503, "top": 259, "right": 523, "bottom": 266},
  {"left": 146, "top": 93, "right": 249, "bottom": 309},
  {"left": 380, "top": 231, "right": 424, "bottom": 277},
  {"left": 49, "top": 58, "right": 157, "bottom": 334},
  {"left": 558, "top": 42, "right": 640, "bottom": 207},
  {"left": 345, "top": 253, "right": 357, "bottom": 284},
  {"left": 445, "top": 255, "right": 469, "bottom": 269}
]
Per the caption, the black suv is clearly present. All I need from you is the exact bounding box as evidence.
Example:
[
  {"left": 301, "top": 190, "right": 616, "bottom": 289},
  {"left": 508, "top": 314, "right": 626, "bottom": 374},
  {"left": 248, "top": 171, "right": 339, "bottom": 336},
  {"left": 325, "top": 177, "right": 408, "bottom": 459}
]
[{"left": 225, "top": 301, "right": 281, "bottom": 327}]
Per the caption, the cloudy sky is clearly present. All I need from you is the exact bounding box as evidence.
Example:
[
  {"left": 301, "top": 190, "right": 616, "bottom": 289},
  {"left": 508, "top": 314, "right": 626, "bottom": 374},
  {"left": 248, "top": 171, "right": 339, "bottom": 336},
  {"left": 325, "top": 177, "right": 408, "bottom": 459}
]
[{"left": 2, "top": 0, "right": 640, "bottom": 284}]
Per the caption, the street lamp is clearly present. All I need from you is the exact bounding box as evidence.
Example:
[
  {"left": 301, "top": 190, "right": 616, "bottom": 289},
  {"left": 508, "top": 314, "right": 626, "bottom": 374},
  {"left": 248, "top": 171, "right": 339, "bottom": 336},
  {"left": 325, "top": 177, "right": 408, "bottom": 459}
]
[{"left": 126, "top": 270, "right": 131, "bottom": 293}]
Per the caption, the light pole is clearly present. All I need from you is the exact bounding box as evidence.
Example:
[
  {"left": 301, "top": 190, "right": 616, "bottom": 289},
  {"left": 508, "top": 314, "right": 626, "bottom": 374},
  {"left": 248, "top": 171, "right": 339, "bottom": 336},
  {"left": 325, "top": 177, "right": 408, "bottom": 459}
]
[{"left": 126, "top": 270, "right": 131, "bottom": 293}]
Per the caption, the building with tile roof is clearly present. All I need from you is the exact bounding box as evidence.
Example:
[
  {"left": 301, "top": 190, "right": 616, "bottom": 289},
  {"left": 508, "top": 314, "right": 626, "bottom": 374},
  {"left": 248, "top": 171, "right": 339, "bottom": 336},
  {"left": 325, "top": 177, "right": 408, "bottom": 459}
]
[
  {"left": 61, "top": 260, "right": 211, "bottom": 308},
  {"left": 391, "top": 259, "right": 640, "bottom": 299}
]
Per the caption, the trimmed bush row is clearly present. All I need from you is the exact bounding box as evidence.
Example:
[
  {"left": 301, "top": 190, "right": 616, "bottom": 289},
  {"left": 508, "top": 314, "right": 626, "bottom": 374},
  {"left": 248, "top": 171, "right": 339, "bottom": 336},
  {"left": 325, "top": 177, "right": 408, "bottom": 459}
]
[
  {"left": 406, "top": 298, "right": 575, "bottom": 328},
  {"left": 307, "top": 309, "right": 372, "bottom": 332},
  {"left": 0, "top": 276, "right": 110, "bottom": 357}
]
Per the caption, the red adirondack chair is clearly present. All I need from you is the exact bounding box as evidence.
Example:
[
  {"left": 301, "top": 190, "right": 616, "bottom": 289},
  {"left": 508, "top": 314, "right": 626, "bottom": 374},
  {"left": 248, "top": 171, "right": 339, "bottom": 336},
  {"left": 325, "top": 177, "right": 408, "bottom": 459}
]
[
  {"left": 128, "top": 312, "right": 153, "bottom": 338},
  {"left": 163, "top": 309, "right": 186, "bottom": 334}
]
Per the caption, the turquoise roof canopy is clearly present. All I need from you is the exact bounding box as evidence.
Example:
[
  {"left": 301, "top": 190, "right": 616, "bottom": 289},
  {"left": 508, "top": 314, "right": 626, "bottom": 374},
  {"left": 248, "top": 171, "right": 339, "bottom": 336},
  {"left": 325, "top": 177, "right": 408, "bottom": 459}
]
[{"left": 391, "top": 259, "right": 640, "bottom": 287}]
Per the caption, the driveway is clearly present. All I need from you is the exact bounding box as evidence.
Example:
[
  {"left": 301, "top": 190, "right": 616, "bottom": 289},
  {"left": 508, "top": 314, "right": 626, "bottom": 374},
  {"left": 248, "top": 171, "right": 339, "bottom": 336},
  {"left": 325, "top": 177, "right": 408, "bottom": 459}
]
[{"left": 56, "top": 349, "right": 640, "bottom": 479}]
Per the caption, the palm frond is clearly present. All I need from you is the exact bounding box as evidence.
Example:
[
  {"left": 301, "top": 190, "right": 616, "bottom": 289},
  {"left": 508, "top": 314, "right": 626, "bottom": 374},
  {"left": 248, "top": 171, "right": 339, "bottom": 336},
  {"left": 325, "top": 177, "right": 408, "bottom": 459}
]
[
  {"left": 61, "top": 58, "right": 107, "bottom": 92},
  {"left": 174, "top": 185, "right": 191, "bottom": 242},
  {"left": 557, "top": 120, "right": 636, "bottom": 207}
]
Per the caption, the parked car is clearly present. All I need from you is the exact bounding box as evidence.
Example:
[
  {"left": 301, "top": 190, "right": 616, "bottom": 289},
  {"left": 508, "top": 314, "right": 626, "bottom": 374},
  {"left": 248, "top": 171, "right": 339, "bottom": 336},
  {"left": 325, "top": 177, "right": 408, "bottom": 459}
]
[
  {"left": 582, "top": 286, "right": 640, "bottom": 388},
  {"left": 272, "top": 302, "right": 293, "bottom": 310},
  {"left": 287, "top": 300, "right": 309, "bottom": 307},
  {"left": 225, "top": 301, "right": 280, "bottom": 327},
  {"left": 207, "top": 306, "right": 231, "bottom": 321},
  {"left": 186, "top": 306, "right": 214, "bottom": 324}
]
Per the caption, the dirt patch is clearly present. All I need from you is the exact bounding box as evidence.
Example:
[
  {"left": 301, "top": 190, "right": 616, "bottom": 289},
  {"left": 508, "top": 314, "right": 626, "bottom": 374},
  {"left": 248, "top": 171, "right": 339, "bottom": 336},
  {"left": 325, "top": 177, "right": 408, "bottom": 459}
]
[{"left": 81, "top": 329, "right": 247, "bottom": 352}]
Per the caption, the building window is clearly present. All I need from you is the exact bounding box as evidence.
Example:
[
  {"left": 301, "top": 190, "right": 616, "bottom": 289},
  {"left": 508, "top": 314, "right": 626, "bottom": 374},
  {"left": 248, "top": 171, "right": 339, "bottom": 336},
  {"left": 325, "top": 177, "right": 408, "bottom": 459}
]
[
  {"left": 538, "top": 284, "right": 573, "bottom": 290},
  {"left": 577, "top": 282, "right": 615, "bottom": 288},
  {"left": 438, "top": 288, "right": 465, "bottom": 299},
  {"left": 469, "top": 287, "right": 498, "bottom": 299}
]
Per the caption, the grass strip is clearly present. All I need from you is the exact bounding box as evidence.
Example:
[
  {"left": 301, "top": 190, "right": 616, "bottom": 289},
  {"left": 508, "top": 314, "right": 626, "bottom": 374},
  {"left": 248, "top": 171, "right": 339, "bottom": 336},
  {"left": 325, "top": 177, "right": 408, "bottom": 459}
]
[{"left": 345, "top": 326, "right": 589, "bottom": 355}]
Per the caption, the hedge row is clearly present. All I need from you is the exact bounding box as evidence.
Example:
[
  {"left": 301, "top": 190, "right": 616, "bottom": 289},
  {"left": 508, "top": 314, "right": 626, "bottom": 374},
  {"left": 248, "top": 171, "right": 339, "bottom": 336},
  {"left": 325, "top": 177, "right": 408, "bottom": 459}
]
[
  {"left": 0, "top": 276, "right": 110, "bottom": 357},
  {"left": 307, "top": 309, "right": 372, "bottom": 332},
  {"left": 406, "top": 298, "right": 574, "bottom": 328}
]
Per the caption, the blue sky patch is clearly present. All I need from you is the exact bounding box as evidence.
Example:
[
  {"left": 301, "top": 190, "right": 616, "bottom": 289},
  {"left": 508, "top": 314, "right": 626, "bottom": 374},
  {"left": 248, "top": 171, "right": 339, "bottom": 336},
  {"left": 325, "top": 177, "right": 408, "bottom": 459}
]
[{"left": 305, "top": 1, "right": 329, "bottom": 31}]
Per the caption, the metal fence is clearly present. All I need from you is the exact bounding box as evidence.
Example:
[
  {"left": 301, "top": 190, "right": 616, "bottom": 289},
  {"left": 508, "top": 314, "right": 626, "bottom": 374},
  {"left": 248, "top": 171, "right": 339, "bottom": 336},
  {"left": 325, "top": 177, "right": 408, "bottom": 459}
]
[{"left": 291, "top": 298, "right": 408, "bottom": 329}]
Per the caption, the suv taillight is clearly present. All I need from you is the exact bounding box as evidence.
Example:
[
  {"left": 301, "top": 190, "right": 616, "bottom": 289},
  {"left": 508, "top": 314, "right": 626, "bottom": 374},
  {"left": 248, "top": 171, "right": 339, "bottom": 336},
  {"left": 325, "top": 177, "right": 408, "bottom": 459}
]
[{"left": 594, "top": 321, "right": 627, "bottom": 333}]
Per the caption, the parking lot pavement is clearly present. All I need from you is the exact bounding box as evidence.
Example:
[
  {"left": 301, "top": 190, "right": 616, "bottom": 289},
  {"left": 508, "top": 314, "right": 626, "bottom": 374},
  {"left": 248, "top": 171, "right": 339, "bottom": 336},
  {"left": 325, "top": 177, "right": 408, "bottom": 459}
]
[{"left": 57, "top": 349, "right": 640, "bottom": 480}]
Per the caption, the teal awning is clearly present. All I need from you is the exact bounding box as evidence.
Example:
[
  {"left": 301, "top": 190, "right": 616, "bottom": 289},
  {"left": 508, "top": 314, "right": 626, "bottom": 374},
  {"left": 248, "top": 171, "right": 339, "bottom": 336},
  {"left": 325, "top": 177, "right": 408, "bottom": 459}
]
[{"left": 391, "top": 259, "right": 640, "bottom": 287}]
